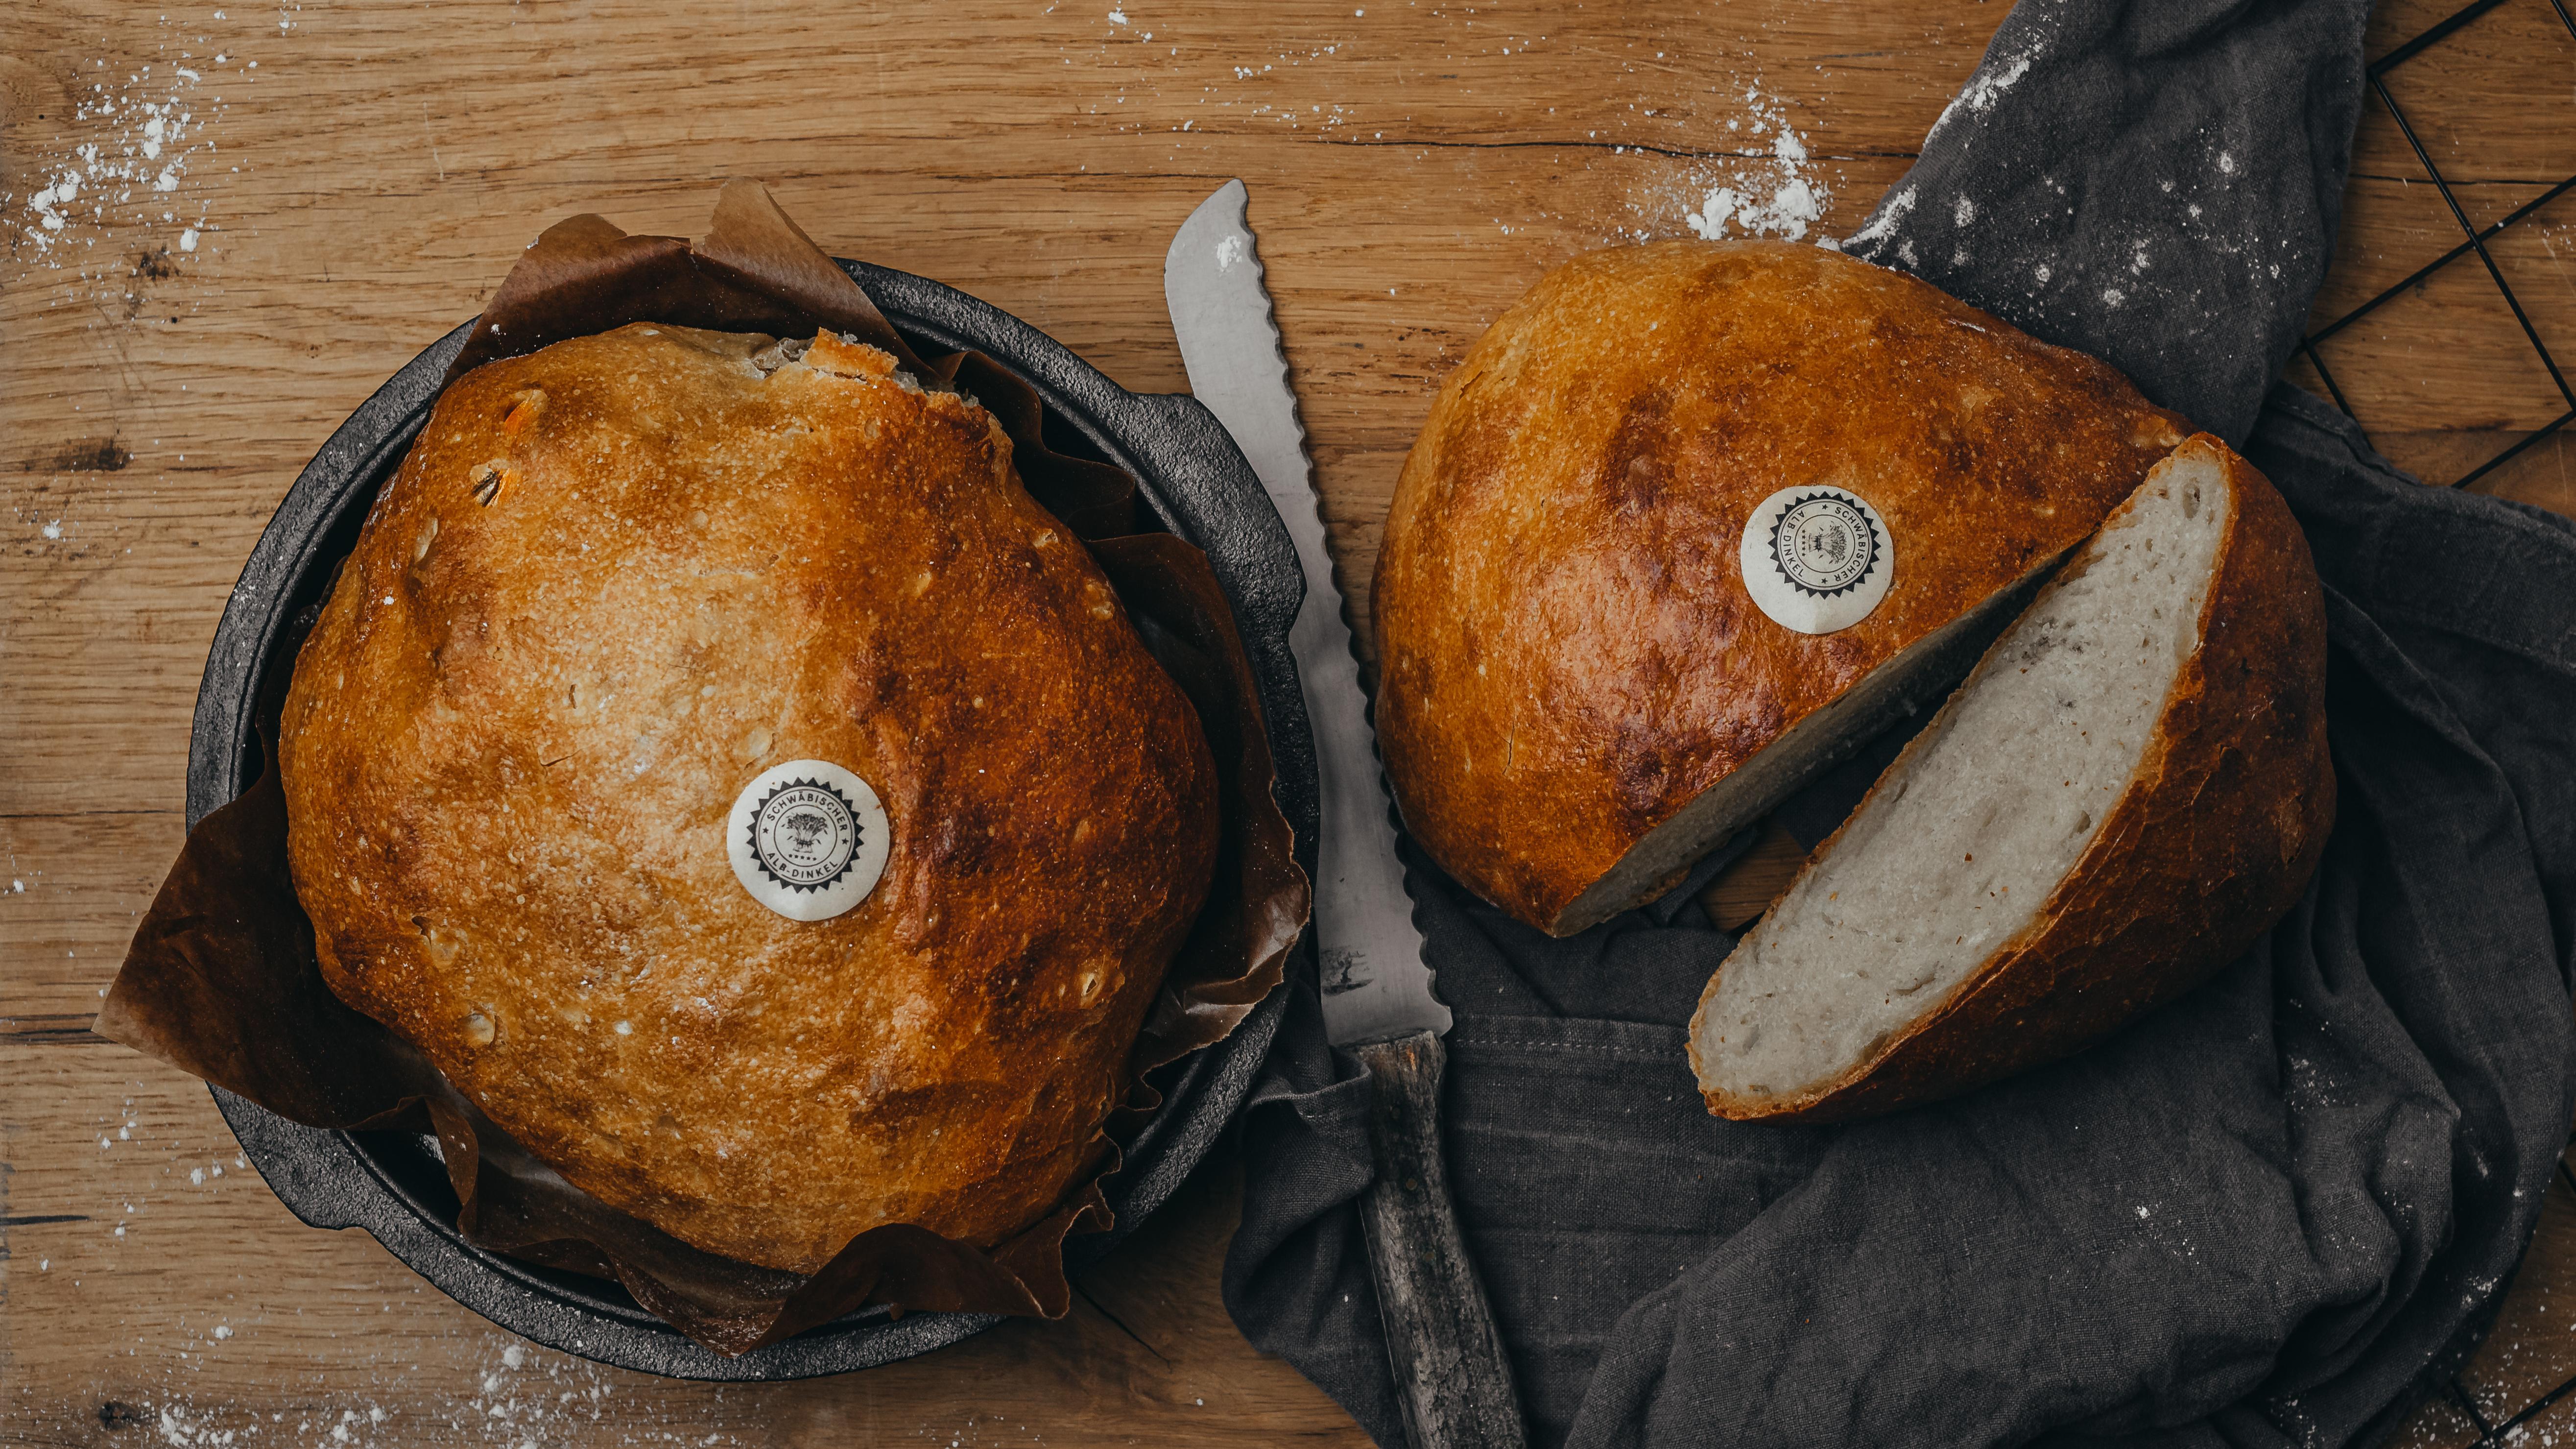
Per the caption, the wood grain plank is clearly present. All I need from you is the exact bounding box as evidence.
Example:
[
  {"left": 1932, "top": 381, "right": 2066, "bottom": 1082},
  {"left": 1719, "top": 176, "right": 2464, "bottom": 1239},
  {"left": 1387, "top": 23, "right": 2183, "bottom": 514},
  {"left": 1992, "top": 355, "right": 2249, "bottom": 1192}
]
[
  {"left": 7, "top": 0, "right": 2576, "bottom": 1440},
  {"left": 2310, "top": 249, "right": 2568, "bottom": 434},
  {"left": 1699, "top": 821, "right": 1807, "bottom": 933},
  {"left": 2368, "top": 0, "right": 2576, "bottom": 229}
]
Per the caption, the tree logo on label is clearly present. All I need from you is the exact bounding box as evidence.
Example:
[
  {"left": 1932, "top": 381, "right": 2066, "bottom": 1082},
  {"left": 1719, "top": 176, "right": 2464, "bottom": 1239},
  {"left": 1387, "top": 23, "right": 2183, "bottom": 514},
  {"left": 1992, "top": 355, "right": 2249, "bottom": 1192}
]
[
  {"left": 1739, "top": 484, "right": 1896, "bottom": 636},
  {"left": 727, "top": 759, "right": 891, "bottom": 922},
  {"left": 1768, "top": 493, "right": 1882, "bottom": 598},
  {"left": 749, "top": 780, "right": 862, "bottom": 891}
]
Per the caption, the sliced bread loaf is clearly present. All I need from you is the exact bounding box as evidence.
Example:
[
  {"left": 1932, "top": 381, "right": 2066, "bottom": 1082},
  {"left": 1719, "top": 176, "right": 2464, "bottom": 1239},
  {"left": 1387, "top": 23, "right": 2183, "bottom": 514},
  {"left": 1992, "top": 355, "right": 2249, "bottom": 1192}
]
[
  {"left": 1688, "top": 435, "right": 2332, "bottom": 1122},
  {"left": 1373, "top": 241, "right": 2189, "bottom": 936}
]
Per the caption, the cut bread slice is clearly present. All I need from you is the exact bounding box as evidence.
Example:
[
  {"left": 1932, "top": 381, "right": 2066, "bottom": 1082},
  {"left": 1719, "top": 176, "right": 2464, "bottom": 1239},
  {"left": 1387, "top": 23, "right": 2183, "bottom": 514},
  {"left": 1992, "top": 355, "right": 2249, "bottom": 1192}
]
[{"left": 1689, "top": 435, "right": 2332, "bottom": 1122}]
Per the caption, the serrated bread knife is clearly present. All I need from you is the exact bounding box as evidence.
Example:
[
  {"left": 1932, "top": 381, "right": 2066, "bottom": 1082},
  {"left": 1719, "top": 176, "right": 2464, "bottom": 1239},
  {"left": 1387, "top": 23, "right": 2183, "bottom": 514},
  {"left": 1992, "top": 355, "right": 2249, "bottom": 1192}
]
[{"left": 1165, "top": 180, "right": 1528, "bottom": 1449}]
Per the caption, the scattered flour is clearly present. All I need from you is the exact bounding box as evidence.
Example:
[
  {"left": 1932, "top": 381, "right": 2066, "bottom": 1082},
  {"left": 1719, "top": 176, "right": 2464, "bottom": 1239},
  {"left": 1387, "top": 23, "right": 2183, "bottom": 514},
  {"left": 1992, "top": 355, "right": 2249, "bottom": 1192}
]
[
  {"left": 1839, "top": 184, "right": 1917, "bottom": 254},
  {"left": 104, "top": 1333, "right": 746, "bottom": 1447},
  {"left": 1929, "top": 49, "right": 2035, "bottom": 139},
  {"left": 157, "top": 1405, "right": 233, "bottom": 1447},
  {"left": 10, "top": 21, "right": 240, "bottom": 266},
  {"left": 6, "top": 11, "right": 268, "bottom": 550},
  {"left": 1674, "top": 85, "right": 1831, "bottom": 243}
]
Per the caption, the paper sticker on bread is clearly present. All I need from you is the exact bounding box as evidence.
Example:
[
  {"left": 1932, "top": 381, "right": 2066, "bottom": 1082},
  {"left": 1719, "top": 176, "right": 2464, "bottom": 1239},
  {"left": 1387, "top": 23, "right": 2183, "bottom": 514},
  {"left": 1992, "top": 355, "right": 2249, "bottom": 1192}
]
[
  {"left": 1374, "top": 239, "right": 2189, "bottom": 935},
  {"left": 1689, "top": 435, "right": 2333, "bottom": 1121}
]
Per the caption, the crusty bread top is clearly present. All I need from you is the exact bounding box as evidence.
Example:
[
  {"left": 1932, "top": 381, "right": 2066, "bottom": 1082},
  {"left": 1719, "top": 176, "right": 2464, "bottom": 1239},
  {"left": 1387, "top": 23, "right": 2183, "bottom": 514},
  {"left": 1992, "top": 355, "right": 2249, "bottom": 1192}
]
[
  {"left": 279, "top": 324, "right": 1219, "bottom": 1273},
  {"left": 1373, "top": 240, "right": 2189, "bottom": 931}
]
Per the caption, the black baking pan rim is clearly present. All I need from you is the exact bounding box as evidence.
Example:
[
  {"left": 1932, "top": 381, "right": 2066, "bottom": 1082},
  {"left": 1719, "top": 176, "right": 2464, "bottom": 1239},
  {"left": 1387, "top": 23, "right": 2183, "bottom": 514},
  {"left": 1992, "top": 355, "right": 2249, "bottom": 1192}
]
[{"left": 184, "top": 259, "right": 1319, "bottom": 1381}]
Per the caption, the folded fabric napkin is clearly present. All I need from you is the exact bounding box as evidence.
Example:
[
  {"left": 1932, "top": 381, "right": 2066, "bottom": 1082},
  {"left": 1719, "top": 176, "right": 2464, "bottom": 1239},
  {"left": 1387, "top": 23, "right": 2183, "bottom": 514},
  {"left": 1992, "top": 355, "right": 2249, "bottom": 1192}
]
[{"left": 1225, "top": 1, "right": 2576, "bottom": 1444}]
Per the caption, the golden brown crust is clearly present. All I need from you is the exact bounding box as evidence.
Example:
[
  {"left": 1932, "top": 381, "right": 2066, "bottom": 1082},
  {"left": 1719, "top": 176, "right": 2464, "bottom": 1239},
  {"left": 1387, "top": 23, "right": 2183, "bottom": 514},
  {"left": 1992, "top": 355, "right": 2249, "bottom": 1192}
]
[
  {"left": 278, "top": 323, "right": 1219, "bottom": 1273},
  {"left": 1698, "top": 436, "right": 2335, "bottom": 1122},
  {"left": 1373, "top": 240, "right": 2188, "bottom": 932}
]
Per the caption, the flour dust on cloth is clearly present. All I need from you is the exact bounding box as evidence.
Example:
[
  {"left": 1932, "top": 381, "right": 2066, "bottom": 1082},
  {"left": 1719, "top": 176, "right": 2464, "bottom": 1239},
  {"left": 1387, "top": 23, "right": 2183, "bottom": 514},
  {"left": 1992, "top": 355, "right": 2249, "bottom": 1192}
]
[{"left": 1222, "top": 0, "right": 2576, "bottom": 1446}]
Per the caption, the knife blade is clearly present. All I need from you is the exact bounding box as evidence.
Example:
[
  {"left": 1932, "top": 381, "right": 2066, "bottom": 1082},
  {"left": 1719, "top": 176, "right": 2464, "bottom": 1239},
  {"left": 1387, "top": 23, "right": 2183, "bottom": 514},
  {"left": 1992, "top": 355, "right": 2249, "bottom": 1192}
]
[
  {"left": 1162, "top": 178, "right": 1446, "bottom": 1050},
  {"left": 1165, "top": 179, "right": 1527, "bottom": 1449}
]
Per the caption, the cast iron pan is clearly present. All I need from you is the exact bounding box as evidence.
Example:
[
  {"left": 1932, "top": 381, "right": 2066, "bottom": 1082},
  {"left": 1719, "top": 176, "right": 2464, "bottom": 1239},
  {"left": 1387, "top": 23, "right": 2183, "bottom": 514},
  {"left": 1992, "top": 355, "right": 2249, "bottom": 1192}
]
[{"left": 183, "top": 261, "right": 1319, "bottom": 1380}]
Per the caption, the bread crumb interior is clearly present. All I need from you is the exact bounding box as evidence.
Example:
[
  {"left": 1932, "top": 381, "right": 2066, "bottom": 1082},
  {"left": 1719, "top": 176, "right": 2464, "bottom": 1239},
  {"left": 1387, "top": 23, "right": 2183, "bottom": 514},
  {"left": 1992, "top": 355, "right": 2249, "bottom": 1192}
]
[{"left": 1693, "top": 452, "right": 2231, "bottom": 1102}]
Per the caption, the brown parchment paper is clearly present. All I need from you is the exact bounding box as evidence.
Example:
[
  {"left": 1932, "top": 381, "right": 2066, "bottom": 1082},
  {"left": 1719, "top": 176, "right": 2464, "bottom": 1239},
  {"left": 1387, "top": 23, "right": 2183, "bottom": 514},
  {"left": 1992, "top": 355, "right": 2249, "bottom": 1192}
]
[{"left": 98, "top": 182, "right": 1309, "bottom": 1358}]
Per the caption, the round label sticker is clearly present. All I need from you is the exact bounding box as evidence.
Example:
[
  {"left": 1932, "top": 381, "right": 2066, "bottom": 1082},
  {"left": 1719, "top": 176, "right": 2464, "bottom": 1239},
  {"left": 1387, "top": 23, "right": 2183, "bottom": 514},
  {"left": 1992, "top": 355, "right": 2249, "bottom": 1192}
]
[
  {"left": 726, "top": 760, "right": 890, "bottom": 922},
  {"left": 1738, "top": 484, "right": 1895, "bottom": 635}
]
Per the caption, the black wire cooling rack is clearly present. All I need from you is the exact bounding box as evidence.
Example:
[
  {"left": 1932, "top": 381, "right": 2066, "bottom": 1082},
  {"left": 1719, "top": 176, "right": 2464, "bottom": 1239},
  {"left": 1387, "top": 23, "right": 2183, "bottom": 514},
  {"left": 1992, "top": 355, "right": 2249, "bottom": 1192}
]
[
  {"left": 2406, "top": 1145, "right": 2576, "bottom": 1446},
  {"left": 2292, "top": 0, "right": 2576, "bottom": 492},
  {"left": 2300, "top": 5, "right": 2576, "bottom": 1444}
]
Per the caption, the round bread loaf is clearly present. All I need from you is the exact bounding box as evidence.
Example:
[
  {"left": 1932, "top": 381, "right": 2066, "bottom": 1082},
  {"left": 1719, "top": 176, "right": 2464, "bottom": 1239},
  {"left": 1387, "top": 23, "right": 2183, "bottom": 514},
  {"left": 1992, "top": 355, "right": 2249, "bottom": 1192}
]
[
  {"left": 279, "top": 323, "right": 1219, "bottom": 1274},
  {"left": 1374, "top": 240, "right": 2189, "bottom": 934}
]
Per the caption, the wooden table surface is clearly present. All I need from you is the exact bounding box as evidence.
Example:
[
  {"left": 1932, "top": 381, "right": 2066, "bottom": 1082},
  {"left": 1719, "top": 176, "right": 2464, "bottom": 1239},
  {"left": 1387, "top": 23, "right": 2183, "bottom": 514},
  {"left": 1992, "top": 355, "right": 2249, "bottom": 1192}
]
[{"left": 4, "top": 2, "right": 2570, "bottom": 1445}]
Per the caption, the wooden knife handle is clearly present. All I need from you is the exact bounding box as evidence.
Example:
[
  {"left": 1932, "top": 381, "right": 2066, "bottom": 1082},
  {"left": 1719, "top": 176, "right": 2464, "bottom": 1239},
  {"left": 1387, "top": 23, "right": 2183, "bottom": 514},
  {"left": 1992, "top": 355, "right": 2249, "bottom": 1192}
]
[{"left": 1350, "top": 1029, "right": 1530, "bottom": 1449}]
